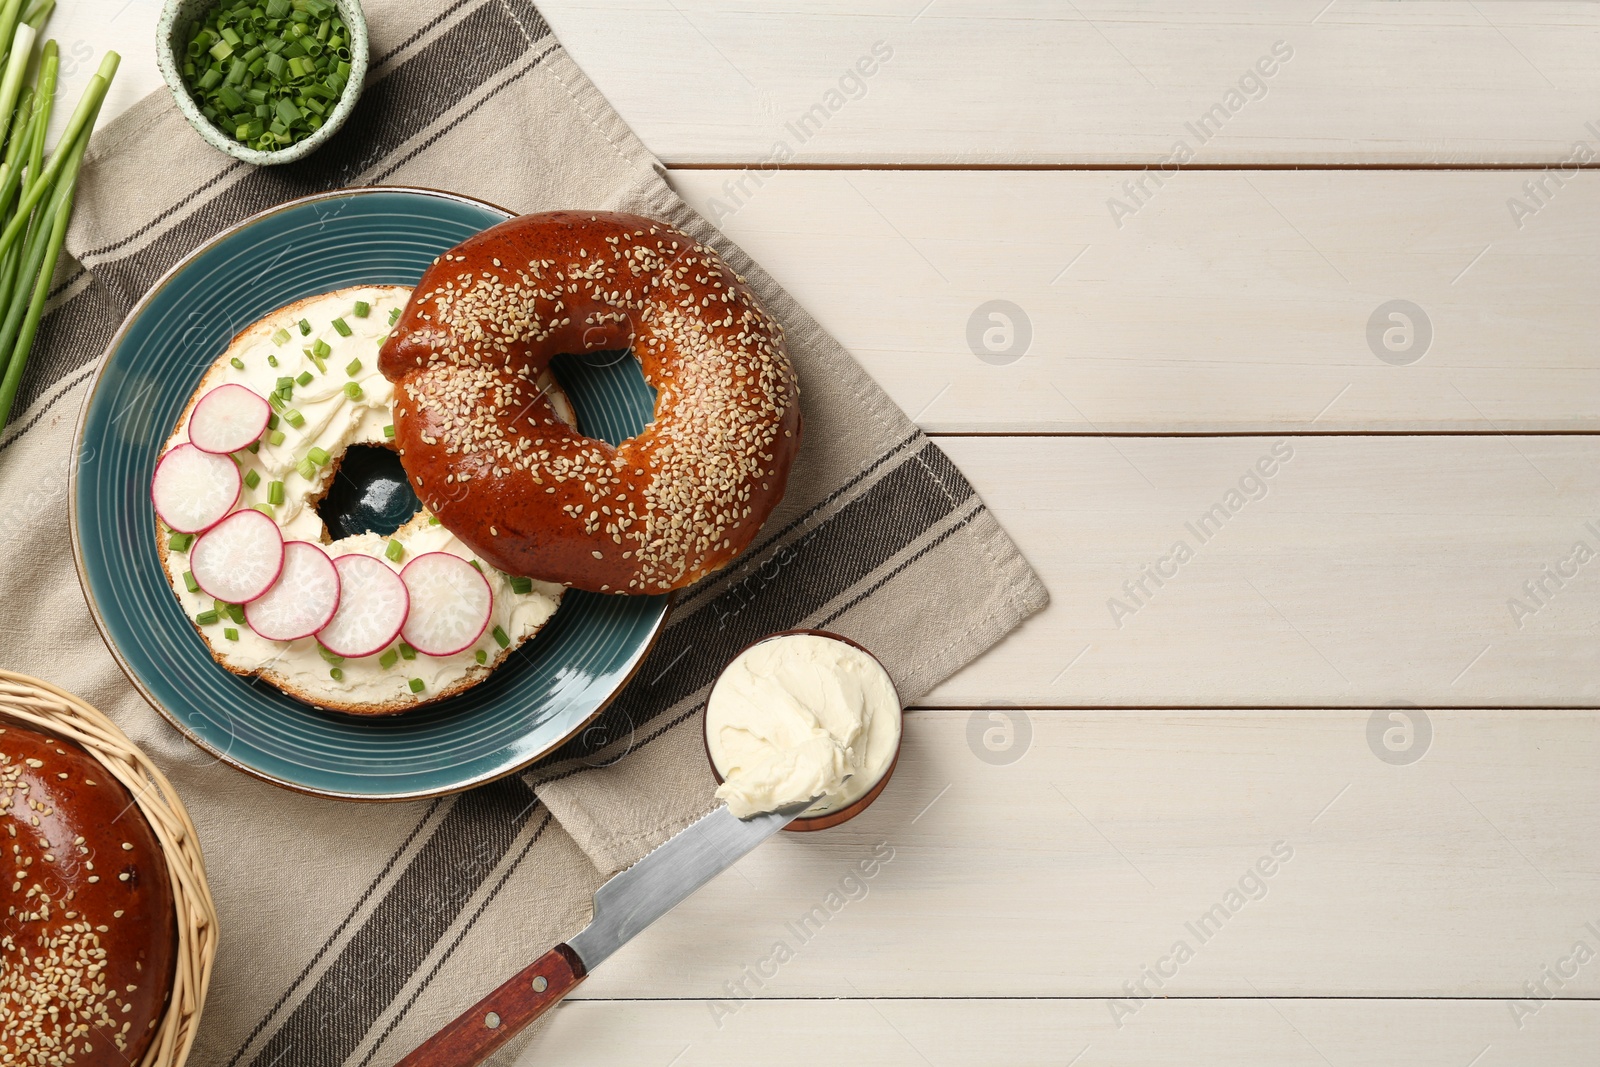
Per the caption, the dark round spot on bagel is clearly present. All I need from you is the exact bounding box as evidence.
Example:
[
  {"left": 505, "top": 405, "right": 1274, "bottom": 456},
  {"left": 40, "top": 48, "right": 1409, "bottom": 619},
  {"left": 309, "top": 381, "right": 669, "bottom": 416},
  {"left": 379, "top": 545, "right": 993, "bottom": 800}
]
[
  {"left": 550, "top": 350, "right": 657, "bottom": 444},
  {"left": 318, "top": 444, "right": 423, "bottom": 539}
]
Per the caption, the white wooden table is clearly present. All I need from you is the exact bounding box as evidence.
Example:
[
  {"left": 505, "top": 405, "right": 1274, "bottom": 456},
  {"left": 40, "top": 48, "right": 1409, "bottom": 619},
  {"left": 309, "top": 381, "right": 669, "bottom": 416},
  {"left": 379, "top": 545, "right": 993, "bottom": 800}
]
[{"left": 77, "top": 2, "right": 1600, "bottom": 1063}]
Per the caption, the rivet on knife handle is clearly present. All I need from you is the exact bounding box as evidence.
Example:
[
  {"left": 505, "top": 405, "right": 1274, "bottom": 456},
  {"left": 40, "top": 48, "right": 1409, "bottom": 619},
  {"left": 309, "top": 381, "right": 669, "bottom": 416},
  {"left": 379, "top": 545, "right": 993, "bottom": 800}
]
[{"left": 393, "top": 944, "right": 585, "bottom": 1067}]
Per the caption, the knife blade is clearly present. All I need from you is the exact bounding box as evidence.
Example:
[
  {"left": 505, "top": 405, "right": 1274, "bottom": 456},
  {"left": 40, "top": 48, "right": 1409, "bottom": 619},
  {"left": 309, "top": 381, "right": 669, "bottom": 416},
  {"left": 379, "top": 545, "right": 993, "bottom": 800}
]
[
  {"left": 568, "top": 800, "right": 802, "bottom": 970},
  {"left": 394, "top": 799, "right": 813, "bottom": 1067}
]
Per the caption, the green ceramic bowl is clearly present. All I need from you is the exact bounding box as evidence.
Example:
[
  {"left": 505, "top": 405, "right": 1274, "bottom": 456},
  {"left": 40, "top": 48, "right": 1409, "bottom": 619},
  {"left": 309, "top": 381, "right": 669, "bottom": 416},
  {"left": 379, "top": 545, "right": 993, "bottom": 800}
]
[
  {"left": 70, "top": 187, "right": 669, "bottom": 800},
  {"left": 157, "top": 0, "right": 369, "bottom": 166}
]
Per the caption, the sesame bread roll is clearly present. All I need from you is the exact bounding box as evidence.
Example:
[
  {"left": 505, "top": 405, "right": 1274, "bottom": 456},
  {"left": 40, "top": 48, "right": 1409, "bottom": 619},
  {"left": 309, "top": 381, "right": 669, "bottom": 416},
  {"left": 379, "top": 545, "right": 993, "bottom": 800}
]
[{"left": 0, "top": 722, "right": 176, "bottom": 1065}]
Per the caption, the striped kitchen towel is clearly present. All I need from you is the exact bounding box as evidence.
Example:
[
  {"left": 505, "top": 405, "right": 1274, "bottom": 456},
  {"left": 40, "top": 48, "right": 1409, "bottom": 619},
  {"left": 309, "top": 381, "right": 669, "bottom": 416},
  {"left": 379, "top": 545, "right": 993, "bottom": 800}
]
[{"left": 0, "top": 0, "right": 1047, "bottom": 1063}]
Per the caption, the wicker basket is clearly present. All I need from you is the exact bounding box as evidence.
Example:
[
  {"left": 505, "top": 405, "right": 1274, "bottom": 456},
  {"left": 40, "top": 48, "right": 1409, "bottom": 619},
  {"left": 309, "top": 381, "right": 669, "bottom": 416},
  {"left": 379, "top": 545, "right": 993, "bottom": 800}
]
[{"left": 0, "top": 669, "right": 217, "bottom": 1067}]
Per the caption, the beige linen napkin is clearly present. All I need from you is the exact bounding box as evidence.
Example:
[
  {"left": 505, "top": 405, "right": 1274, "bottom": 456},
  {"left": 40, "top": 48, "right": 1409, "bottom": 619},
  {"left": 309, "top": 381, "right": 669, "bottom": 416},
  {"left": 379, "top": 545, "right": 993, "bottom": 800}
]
[{"left": 0, "top": 1, "right": 1047, "bottom": 1063}]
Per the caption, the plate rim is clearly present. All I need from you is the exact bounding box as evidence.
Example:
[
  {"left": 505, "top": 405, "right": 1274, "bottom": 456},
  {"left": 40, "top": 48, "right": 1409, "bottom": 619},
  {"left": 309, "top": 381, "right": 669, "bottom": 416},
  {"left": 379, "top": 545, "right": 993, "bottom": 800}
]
[{"left": 68, "top": 184, "right": 671, "bottom": 803}]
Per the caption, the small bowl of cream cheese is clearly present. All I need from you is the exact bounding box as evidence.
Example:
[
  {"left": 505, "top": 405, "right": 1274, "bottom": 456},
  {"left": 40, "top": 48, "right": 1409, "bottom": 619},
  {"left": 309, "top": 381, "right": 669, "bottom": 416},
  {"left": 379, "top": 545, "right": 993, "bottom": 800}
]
[{"left": 704, "top": 629, "right": 903, "bottom": 831}]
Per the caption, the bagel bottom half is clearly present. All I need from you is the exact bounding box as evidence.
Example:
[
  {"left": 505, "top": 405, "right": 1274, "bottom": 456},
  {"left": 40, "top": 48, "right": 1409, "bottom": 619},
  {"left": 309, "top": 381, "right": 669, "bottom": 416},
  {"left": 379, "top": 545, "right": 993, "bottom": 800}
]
[{"left": 155, "top": 285, "right": 574, "bottom": 715}]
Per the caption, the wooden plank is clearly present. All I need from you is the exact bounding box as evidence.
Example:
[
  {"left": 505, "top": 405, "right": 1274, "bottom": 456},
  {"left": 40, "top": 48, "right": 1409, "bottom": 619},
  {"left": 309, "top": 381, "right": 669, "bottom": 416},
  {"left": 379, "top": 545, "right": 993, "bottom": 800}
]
[
  {"left": 527, "top": 998, "right": 1600, "bottom": 1067},
  {"left": 668, "top": 168, "right": 1600, "bottom": 433},
  {"left": 540, "top": 0, "right": 1600, "bottom": 165},
  {"left": 575, "top": 710, "right": 1600, "bottom": 1000},
  {"left": 921, "top": 435, "right": 1600, "bottom": 708},
  {"left": 76, "top": 1, "right": 1600, "bottom": 169}
]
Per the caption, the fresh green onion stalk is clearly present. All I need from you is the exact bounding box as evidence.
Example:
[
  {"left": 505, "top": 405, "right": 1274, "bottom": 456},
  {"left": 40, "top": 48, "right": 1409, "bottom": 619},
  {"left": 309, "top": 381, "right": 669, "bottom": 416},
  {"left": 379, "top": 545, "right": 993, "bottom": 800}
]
[{"left": 0, "top": 6, "right": 120, "bottom": 431}]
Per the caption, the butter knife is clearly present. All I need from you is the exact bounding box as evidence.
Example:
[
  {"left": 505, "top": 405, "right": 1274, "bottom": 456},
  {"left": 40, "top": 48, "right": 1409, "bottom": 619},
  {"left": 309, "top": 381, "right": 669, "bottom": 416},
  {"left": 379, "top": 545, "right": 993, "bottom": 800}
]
[{"left": 394, "top": 799, "right": 812, "bottom": 1067}]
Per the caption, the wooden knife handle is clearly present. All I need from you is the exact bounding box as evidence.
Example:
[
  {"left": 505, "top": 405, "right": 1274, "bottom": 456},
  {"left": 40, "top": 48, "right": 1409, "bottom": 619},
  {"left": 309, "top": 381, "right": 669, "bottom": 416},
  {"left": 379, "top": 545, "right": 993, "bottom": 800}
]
[{"left": 394, "top": 944, "right": 587, "bottom": 1067}]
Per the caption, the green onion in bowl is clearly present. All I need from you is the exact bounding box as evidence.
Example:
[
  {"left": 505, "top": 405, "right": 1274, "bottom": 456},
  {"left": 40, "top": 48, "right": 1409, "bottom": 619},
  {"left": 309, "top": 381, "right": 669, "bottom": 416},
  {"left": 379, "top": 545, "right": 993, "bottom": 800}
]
[
  {"left": 157, "top": 0, "right": 367, "bottom": 166},
  {"left": 180, "top": 0, "right": 350, "bottom": 153}
]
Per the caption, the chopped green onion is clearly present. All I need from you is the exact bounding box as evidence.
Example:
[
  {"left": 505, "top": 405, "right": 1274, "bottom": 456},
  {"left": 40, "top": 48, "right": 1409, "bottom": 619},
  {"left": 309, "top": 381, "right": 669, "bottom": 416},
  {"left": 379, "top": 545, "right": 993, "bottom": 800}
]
[
  {"left": 252, "top": 503, "right": 275, "bottom": 516},
  {"left": 398, "top": 642, "right": 416, "bottom": 660},
  {"left": 296, "top": 370, "right": 313, "bottom": 386},
  {"left": 385, "top": 539, "right": 403, "bottom": 562},
  {"left": 244, "top": 468, "right": 261, "bottom": 489},
  {"left": 307, "top": 348, "right": 327, "bottom": 373},
  {"left": 298, "top": 318, "right": 311, "bottom": 335},
  {"left": 266, "top": 412, "right": 279, "bottom": 429},
  {"left": 268, "top": 353, "right": 279, "bottom": 367},
  {"left": 272, "top": 327, "right": 290, "bottom": 345},
  {"left": 475, "top": 649, "right": 487, "bottom": 665},
  {"left": 284, "top": 409, "right": 305, "bottom": 428},
  {"left": 389, "top": 307, "right": 401, "bottom": 325},
  {"left": 345, "top": 357, "right": 361, "bottom": 376},
  {"left": 195, "top": 609, "right": 219, "bottom": 625},
  {"left": 267, "top": 429, "right": 286, "bottom": 446},
  {"left": 296, "top": 455, "right": 316, "bottom": 480},
  {"left": 230, "top": 356, "right": 245, "bottom": 370},
  {"left": 267, "top": 391, "right": 286, "bottom": 413},
  {"left": 169, "top": 533, "right": 195, "bottom": 553},
  {"left": 468, "top": 560, "right": 483, "bottom": 572},
  {"left": 182, "top": 570, "right": 199, "bottom": 592},
  {"left": 383, "top": 423, "right": 395, "bottom": 439},
  {"left": 378, "top": 648, "right": 399, "bottom": 670},
  {"left": 276, "top": 375, "right": 293, "bottom": 394},
  {"left": 224, "top": 627, "right": 240, "bottom": 641},
  {"left": 329, "top": 666, "right": 344, "bottom": 681},
  {"left": 331, "top": 317, "right": 351, "bottom": 336},
  {"left": 510, "top": 576, "right": 533, "bottom": 594},
  {"left": 180, "top": 0, "right": 351, "bottom": 153},
  {"left": 312, "top": 338, "right": 331, "bottom": 359},
  {"left": 226, "top": 603, "right": 246, "bottom": 625},
  {"left": 268, "top": 480, "right": 285, "bottom": 505},
  {"left": 407, "top": 677, "right": 425, "bottom": 693},
  {"left": 492, "top": 625, "right": 510, "bottom": 649},
  {"left": 247, "top": 440, "right": 260, "bottom": 454},
  {"left": 343, "top": 382, "right": 363, "bottom": 401},
  {"left": 353, "top": 300, "right": 370, "bottom": 318},
  {"left": 308, "top": 445, "right": 330, "bottom": 466},
  {"left": 318, "top": 645, "right": 343, "bottom": 664}
]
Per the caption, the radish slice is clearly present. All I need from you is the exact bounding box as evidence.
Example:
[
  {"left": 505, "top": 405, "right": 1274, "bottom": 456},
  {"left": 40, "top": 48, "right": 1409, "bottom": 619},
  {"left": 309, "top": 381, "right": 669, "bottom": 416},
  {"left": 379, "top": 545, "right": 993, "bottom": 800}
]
[
  {"left": 247, "top": 541, "right": 341, "bottom": 641},
  {"left": 400, "top": 552, "right": 493, "bottom": 656},
  {"left": 188, "top": 383, "right": 270, "bottom": 454},
  {"left": 317, "top": 554, "right": 410, "bottom": 658},
  {"left": 189, "top": 509, "right": 284, "bottom": 603},
  {"left": 152, "top": 443, "right": 241, "bottom": 534}
]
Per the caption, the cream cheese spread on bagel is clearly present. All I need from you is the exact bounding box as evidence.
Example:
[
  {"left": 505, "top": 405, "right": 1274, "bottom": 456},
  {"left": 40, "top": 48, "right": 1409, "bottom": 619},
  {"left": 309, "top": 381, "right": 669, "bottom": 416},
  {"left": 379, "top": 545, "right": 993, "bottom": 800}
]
[{"left": 154, "top": 285, "right": 569, "bottom": 715}]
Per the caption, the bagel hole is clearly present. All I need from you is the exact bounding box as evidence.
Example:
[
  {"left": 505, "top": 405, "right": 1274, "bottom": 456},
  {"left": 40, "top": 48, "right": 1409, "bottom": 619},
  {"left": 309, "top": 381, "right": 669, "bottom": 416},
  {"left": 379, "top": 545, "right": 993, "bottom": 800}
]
[
  {"left": 317, "top": 444, "right": 423, "bottom": 540},
  {"left": 549, "top": 349, "right": 657, "bottom": 444}
]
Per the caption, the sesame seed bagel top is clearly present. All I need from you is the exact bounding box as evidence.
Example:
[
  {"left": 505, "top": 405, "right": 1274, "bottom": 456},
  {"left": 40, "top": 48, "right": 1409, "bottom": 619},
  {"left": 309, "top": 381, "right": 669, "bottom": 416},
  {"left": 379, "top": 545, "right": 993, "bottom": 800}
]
[{"left": 378, "top": 211, "right": 802, "bottom": 594}]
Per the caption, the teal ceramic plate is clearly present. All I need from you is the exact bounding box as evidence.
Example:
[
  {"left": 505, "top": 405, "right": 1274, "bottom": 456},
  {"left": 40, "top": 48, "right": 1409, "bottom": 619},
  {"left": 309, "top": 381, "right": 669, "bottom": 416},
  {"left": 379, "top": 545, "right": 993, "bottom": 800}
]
[{"left": 70, "top": 188, "right": 669, "bottom": 801}]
